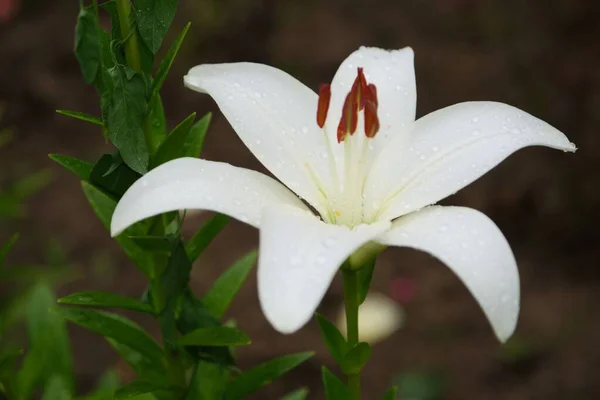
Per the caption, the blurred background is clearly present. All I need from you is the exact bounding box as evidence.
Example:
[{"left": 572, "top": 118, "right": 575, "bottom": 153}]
[{"left": 1, "top": 0, "right": 599, "bottom": 398}]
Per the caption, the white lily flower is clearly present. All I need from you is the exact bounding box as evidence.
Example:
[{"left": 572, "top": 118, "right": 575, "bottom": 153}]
[{"left": 110, "top": 46, "right": 575, "bottom": 342}]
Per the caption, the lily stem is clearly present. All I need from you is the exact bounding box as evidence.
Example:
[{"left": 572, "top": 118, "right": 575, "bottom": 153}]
[
  {"left": 342, "top": 268, "right": 361, "bottom": 400},
  {"left": 115, "top": 0, "right": 142, "bottom": 73}
]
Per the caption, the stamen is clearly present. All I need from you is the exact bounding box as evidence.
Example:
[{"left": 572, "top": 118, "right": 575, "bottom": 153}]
[
  {"left": 364, "top": 83, "right": 380, "bottom": 138},
  {"left": 316, "top": 84, "right": 331, "bottom": 128},
  {"left": 337, "top": 90, "right": 358, "bottom": 143}
]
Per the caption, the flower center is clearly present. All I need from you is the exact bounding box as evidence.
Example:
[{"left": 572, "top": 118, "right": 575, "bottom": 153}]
[{"left": 314, "top": 68, "right": 381, "bottom": 227}]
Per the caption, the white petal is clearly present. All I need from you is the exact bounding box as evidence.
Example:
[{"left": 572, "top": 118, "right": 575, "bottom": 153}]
[
  {"left": 336, "top": 292, "right": 405, "bottom": 345},
  {"left": 258, "top": 205, "right": 391, "bottom": 333},
  {"left": 184, "top": 63, "right": 332, "bottom": 214},
  {"left": 324, "top": 46, "right": 417, "bottom": 175},
  {"left": 377, "top": 206, "right": 519, "bottom": 342},
  {"left": 111, "top": 158, "right": 309, "bottom": 236},
  {"left": 367, "top": 102, "right": 576, "bottom": 221}
]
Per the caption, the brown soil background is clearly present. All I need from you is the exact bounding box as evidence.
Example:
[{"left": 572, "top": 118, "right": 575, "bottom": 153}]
[{"left": 1, "top": 0, "right": 599, "bottom": 399}]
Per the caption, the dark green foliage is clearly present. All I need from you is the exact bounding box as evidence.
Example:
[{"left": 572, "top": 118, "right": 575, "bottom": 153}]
[{"left": 135, "top": 0, "right": 179, "bottom": 53}]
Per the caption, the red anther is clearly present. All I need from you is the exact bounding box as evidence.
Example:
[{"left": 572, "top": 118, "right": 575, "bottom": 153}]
[
  {"left": 337, "top": 90, "right": 359, "bottom": 142},
  {"left": 364, "top": 83, "right": 380, "bottom": 138},
  {"left": 356, "top": 68, "right": 369, "bottom": 111},
  {"left": 316, "top": 84, "right": 331, "bottom": 128}
]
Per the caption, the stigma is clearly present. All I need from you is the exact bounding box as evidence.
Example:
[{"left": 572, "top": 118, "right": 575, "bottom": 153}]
[{"left": 316, "top": 68, "right": 380, "bottom": 143}]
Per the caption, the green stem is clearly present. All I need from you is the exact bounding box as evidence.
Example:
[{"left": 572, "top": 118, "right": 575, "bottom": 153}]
[
  {"left": 342, "top": 269, "right": 361, "bottom": 400},
  {"left": 115, "top": 0, "right": 142, "bottom": 73}
]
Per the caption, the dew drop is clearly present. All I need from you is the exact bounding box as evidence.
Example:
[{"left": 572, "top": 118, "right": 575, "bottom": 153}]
[
  {"left": 290, "top": 255, "right": 303, "bottom": 266},
  {"left": 472, "top": 130, "right": 481, "bottom": 137},
  {"left": 432, "top": 146, "right": 440, "bottom": 152},
  {"left": 322, "top": 236, "right": 337, "bottom": 248},
  {"left": 233, "top": 198, "right": 242, "bottom": 206}
]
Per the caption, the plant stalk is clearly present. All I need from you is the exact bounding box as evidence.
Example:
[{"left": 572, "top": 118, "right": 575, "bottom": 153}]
[
  {"left": 342, "top": 268, "right": 361, "bottom": 400},
  {"left": 115, "top": 0, "right": 142, "bottom": 73}
]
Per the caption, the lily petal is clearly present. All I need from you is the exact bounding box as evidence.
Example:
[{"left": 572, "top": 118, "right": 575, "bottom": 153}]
[
  {"left": 111, "top": 158, "right": 309, "bottom": 236},
  {"left": 377, "top": 206, "right": 519, "bottom": 342},
  {"left": 258, "top": 205, "right": 391, "bottom": 333},
  {"left": 367, "top": 102, "right": 576, "bottom": 221},
  {"left": 325, "top": 46, "right": 416, "bottom": 175},
  {"left": 184, "top": 63, "right": 332, "bottom": 214}
]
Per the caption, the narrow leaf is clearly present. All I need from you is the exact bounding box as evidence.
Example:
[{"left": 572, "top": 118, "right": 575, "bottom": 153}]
[
  {"left": 357, "top": 259, "right": 375, "bottom": 305},
  {"left": 114, "top": 381, "right": 178, "bottom": 399},
  {"left": 135, "top": 0, "right": 179, "bottom": 53},
  {"left": 56, "top": 110, "right": 103, "bottom": 126},
  {"left": 49, "top": 154, "right": 94, "bottom": 181},
  {"left": 146, "top": 94, "right": 166, "bottom": 153},
  {"left": 179, "top": 327, "right": 250, "bottom": 347},
  {"left": 56, "top": 307, "right": 165, "bottom": 368},
  {"left": 58, "top": 291, "right": 154, "bottom": 314},
  {"left": 42, "top": 375, "right": 71, "bottom": 400},
  {"left": 281, "top": 388, "right": 309, "bottom": 400},
  {"left": 340, "top": 342, "right": 371, "bottom": 375},
  {"left": 186, "top": 213, "right": 230, "bottom": 262},
  {"left": 202, "top": 251, "right": 257, "bottom": 318},
  {"left": 161, "top": 240, "right": 191, "bottom": 304},
  {"left": 75, "top": 5, "right": 102, "bottom": 84},
  {"left": 315, "top": 313, "right": 348, "bottom": 366},
  {"left": 106, "top": 339, "right": 168, "bottom": 384},
  {"left": 151, "top": 112, "right": 196, "bottom": 168},
  {"left": 151, "top": 22, "right": 190, "bottom": 97},
  {"left": 81, "top": 182, "right": 151, "bottom": 276},
  {"left": 322, "top": 367, "right": 349, "bottom": 400},
  {"left": 89, "top": 153, "right": 141, "bottom": 198},
  {"left": 129, "top": 236, "right": 173, "bottom": 254},
  {"left": 0, "top": 233, "right": 19, "bottom": 266},
  {"left": 381, "top": 387, "right": 398, "bottom": 400},
  {"left": 187, "top": 361, "right": 229, "bottom": 400},
  {"left": 225, "top": 352, "right": 314, "bottom": 400},
  {"left": 106, "top": 65, "right": 149, "bottom": 174}
]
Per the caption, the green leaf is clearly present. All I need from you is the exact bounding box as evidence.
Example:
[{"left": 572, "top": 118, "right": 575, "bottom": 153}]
[
  {"left": 129, "top": 236, "right": 173, "bottom": 254},
  {"left": 21, "top": 283, "right": 73, "bottom": 398},
  {"left": 179, "top": 327, "right": 251, "bottom": 347},
  {"left": 151, "top": 22, "right": 190, "bottom": 98},
  {"left": 115, "top": 381, "right": 178, "bottom": 399},
  {"left": 395, "top": 370, "right": 446, "bottom": 400},
  {"left": 225, "top": 352, "right": 314, "bottom": 400},
  {"left": 202, "top": 251, "right": 256, "bottom": 318},
  {"left": 357, "top": 258, "right": 375, "bottom": 305},
  {"left": 100, "top": 0, "right": 121, "bottom": 42},
  {"left": 56, "top": 307, "right": 165, "bottom": 368},
  {"left": 106, "top": 65, "right": 149, "bottom": 174},
  {"left": 135, "top": 0, "right": 178, "bottom": 54},
  {"left": 42, "top": 375, "right": 71, "bottom": 400},
  {"left": 315, "top": 313, "right": 348, "bottom": 366},
  {"left": 176, "top": 290, "right": 235, "bottom": 366},
  {"left": 89, "top": 153, "right": 141, "bottom": 198},
  {"left": 75, "top": 5, "right": 102, "bottom": 84},
  {"left": 106, "top": 339, "right": 168, "bottom": 384},
  {"left": 161, "top": 240, "right": 191, "bottom": 305},
  {"left": 78, "top": 369, "right": 120, "bottom": 400},
  {"left": 281, "top": 388, "right": 309, "bottom": 400},
  {"left": 151, "top": 112, "right": 196, "bottom": 168},
  {"left": 56, "top": 110, "right": 103, "bottom": 126},
  {"left": 146, "top": 95, "right": 166, "bottom": 154},
  {"left": 381, "top": 386, "right": 397, "bottom": 400},
  {"left": 49, "top": 154, "right": 94, "bottom": 181},
  {"left": 187, "top": 361, "right": 229, "bottom": 400},
  {"left": 322, "top": 367, "right": 349, "bottom": 400},
  {"left": 340, "top": 342, "right": 371, "bottom": 375},
  {"left": 0, "top": 233, "right": 19, "bottom": 266},
  {"left": 58, "top": 291, "right": 154, "bottom": 314},
  {"left": 186, "top": 213, "right": 230, "bottom": 262},
  {"left": 81, "top": 181, "right": 151, "bottom": 276}
]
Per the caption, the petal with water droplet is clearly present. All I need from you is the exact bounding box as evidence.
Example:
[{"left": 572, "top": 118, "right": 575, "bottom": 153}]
[
  {"left": 184, "top": 63, "right": 333, "bottom": 215},
  {"left": 258, "top": 205, "right": 391, "bottom": 333},
  {"left": 376, "top": 205, "right": 520, "bottom": 342},
  {"left": 111, "top": 158, "right": 309, "bottom": 235},
  {"left": 366, "top": 101, "right": 576, "bottom": 221}
]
